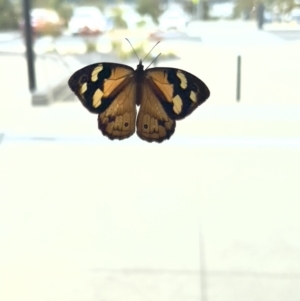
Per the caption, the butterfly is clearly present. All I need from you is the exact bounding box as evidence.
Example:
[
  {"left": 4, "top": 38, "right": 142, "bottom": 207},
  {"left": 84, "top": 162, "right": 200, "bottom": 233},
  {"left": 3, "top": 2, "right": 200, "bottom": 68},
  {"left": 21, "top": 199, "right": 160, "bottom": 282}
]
[{"left": 68, "top": 50, "right": 210, "bottom": 143}]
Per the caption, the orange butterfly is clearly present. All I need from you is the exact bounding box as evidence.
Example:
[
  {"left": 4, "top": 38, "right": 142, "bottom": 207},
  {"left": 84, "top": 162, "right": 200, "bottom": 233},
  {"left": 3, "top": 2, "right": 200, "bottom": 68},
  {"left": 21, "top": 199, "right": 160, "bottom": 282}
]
[{"left": 68, "top": 45, "right": 210, "bottom": 142}]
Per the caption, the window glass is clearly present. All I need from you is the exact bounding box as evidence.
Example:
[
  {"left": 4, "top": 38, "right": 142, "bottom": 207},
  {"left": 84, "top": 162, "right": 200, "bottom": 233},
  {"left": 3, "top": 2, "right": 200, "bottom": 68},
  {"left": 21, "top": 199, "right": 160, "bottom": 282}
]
[{"left": 0, "top": 1, "right": 300, "bottom": 300}]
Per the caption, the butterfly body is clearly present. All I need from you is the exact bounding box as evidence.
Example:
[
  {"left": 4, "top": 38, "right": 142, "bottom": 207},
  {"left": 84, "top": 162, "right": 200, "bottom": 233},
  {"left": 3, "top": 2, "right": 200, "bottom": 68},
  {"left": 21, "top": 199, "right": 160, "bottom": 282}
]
[{"left": 68, "top": 60, "right": 210, "bottom": 142}]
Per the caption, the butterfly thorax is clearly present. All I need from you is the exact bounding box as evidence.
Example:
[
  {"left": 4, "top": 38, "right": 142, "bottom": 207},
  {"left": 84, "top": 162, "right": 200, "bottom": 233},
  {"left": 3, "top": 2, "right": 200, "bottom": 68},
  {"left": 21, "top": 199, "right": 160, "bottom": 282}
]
[{"left": 134, "top": 60, "right": 146, "bottom": 106}]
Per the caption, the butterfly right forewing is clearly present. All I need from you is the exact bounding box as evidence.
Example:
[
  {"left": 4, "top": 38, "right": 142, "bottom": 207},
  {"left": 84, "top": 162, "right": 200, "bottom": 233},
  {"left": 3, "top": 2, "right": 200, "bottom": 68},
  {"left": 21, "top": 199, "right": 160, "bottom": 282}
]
[
  {"left": 145, "top": 67, "right": 210, "bottom": 120},
  {"left": 68, "top": 63, "right": 135, "bottom": 113}
]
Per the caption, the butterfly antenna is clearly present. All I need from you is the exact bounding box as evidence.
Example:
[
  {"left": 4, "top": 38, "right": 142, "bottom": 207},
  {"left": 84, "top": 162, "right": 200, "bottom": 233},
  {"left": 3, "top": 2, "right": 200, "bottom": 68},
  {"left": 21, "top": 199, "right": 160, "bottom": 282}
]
[
  {"left": 146, "top": 53, "right": 161, "bottom": 69},
  {"left": 142, "top": 41, "right": 160, "bottom": 63},
  {"left": 125, "top": 38, "right": 140, "bottom": 61}
]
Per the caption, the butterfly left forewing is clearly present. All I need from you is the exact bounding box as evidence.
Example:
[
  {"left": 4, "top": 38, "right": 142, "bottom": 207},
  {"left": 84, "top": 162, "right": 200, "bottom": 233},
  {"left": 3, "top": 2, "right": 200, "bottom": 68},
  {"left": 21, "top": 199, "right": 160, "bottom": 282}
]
[
  {"left": 68, "top": 63, "right": 137, "bottom": 140},
  {"left": 145, "top": 67, "right": 210, "bottom": 120}
]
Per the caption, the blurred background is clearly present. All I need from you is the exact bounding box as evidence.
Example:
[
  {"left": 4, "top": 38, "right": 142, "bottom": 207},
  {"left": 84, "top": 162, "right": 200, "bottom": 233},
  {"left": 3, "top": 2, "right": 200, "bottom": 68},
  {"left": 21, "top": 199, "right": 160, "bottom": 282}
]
[{"left": 0, "top": 0, "right": 300, "bottom": 301}]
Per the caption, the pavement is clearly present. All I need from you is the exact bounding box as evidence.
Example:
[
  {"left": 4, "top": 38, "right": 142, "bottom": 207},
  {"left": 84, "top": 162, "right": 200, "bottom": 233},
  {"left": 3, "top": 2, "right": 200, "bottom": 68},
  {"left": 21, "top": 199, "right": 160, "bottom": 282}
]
[{"left": 0, "top": 21, "right": 300, "bottom": 301}]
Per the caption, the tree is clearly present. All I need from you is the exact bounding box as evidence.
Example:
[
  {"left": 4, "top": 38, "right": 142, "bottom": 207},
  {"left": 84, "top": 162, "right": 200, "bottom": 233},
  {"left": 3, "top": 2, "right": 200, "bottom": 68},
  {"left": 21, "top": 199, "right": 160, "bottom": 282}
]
[
  {"left": 136, "top": 0, "right": 163, "bottom": 24},
  {"left": 0, "top": 0, "right": 19, "bottom": 30},
  {"left": 270, "top": 0, "right": 295, "bottom": 15},
  {"left": 233, "top": 0, "right": 255, "bottom": 19},
  {"left": 233, "top": 0, "right": 295, "bottom": 19}
]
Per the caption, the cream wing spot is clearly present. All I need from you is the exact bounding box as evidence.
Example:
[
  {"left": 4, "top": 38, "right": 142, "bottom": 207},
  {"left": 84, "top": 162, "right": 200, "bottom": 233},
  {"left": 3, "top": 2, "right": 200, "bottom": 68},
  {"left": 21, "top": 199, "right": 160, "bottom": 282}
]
[
  {"left": 176, "top": 70, "right": 187, "bottom": 89},
  {"left": 190, "top": 90, "right": 197, "bottom": 103},
  {"left": 91, "top": 65, "right": 103, "bottom": 82},
  {"left": 172, "top": 95, "right": 183, "bottom": 114},
  {"left": 80, "top": 83, "right": 87, "bottom": 95},
  {"left": 92, "top": 88, "right": 103, "bottom": 108}
]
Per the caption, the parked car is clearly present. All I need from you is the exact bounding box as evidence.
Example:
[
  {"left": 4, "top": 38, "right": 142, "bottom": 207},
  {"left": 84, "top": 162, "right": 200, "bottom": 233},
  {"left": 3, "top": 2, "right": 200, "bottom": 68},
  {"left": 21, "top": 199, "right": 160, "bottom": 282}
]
[
  {"left": 68, "top": 6, "right": 107, "bottom": 35},
  {"left": 158, "top": 5, "right": 190, "bottom": 32},
  {"left": 20, "top": 8, "right": 63, "bottom": 36}
]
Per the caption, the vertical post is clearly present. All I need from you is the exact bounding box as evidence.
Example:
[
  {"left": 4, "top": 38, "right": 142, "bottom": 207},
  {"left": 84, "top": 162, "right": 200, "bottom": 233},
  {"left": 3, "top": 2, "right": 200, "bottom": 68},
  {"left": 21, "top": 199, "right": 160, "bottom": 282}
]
[
  {"left": 199, "top": 227, "right": 207, "bottom": 301},
  {"left": 23, "top": 0, "right": 36, "bottom": 92},
  {"left": 236, "top": 55, "right": 241, "bottom": 102},
  {"left": 192, "top": 0, "right": 201, "bottom": 19},
  {"left": 197, "top": 0, "right": 203, "bottom": 20},
  {"left": 257, "top": 2, "right": 265, "bottom": 30}
]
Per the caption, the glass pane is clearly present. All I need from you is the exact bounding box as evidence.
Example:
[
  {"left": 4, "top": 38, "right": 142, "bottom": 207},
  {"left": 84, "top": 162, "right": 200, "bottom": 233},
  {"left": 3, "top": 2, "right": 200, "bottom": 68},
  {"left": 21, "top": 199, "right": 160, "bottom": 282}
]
[{"left": 1, "top": 1, "right": 300, "bottom": 300}]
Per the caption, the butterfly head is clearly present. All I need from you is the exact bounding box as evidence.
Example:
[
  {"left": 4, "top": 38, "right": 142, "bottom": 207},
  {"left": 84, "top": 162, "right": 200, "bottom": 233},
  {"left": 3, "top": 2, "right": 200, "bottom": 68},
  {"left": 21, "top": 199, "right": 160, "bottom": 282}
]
[
  {"left": 125, "top": 38, "right": 161, "bottom": 71},
  {"left": 137, "top": 59, "right": 144, "bottom": 71}
]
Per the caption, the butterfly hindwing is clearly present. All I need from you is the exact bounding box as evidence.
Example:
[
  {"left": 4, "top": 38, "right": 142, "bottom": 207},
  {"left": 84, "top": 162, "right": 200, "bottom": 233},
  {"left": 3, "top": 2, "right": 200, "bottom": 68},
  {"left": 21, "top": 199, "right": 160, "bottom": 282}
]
[
  {"left": 97, "top": 81, "right": 136, "bottom": 140},
  {"left": 68, "top": 63, "right": 137, "bottom": 140},
  {"left": 136, "top": 80, "right": 176, "bottom": 142}
]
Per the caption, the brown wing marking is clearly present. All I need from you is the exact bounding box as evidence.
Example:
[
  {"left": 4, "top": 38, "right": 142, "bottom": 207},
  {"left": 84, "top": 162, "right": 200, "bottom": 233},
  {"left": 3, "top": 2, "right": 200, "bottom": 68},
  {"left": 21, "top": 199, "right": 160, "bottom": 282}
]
[
  {"left": 146, "top": 69, "right": 174, "bottom": 101},
  {"left": 100, "top": 66, "right": 134, "bottom": 99},
  {"left": 136, "top": 81, "right": 175, "bottom": 143},
  {"left": 98, "top": 80, "right": 136, "bottom": 140}
]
